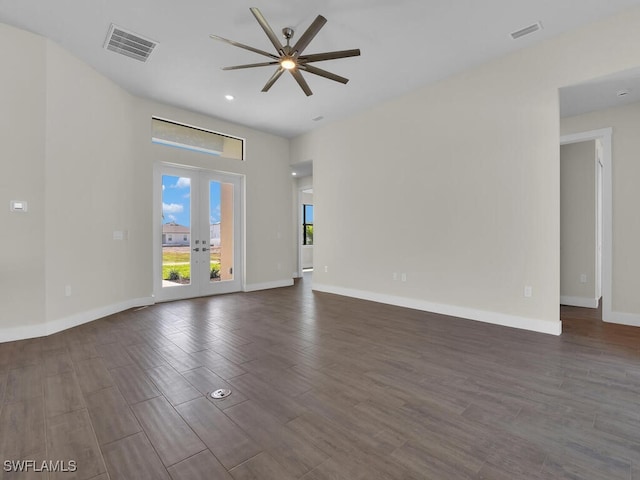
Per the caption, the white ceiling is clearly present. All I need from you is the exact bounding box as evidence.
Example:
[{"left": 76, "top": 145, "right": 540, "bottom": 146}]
[
  {"left": 2, "top": 0, "right": 640, "bottom": 138},
  {"left": 560, "top": 66, "right": 640, "bottom": 118}
]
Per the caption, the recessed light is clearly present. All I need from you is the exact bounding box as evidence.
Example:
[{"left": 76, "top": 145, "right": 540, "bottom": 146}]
[
  {"left": 225, "top": 94, "right": 235, "bottom": 101},
  {"left": 292, "top": 172, "right": 297, "bottom": 176}
]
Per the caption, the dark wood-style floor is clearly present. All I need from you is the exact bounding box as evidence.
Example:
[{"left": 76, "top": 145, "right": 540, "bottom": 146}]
[{"left": 1, "top": 274, "right": 640, "bottom": 479}]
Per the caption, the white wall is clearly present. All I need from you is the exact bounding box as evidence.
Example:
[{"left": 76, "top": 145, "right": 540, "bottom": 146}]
[
  {"left": 561, "top": 101, "right": 640, "bottom": 319},
  {"left": 291, "top": 6, "right": 640, "bottom": 335},
  {"left": 0, "top": 23, "right": 293, "bottom": 342},
  {"left": 44, "top": 40, "right": 144, "bottom": 328},
  {"left": 0, "top": 24, "right": 47, "bottom": 337},
  {"left": 560, "top": 141, "right": 598, "bottom": 307}
]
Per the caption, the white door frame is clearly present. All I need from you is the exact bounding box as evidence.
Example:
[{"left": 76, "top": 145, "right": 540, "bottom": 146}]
[
  {"left": 595, "top": 140, "right": 603, "bottom": 300},
  {"left": 153, "top": 162, "right": 244, "bottom": 302},
  {"left": 560, "top": 128, "right": 611, "bottom": 322}
]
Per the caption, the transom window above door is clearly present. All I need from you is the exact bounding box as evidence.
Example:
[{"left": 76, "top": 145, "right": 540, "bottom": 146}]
[{"left": 151, "top": 117, "right": 244, "bottom": 160}]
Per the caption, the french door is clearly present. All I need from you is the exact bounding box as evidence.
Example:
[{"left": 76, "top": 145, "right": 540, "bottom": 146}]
[{"left": 154, "top": 164, "right": 243, "bottom": 302}]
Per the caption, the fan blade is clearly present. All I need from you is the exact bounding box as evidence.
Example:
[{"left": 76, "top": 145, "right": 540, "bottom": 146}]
[
  {"left": 292, "top": 15, "right": 327, "bottom": 56},
  {"left": 210, "top": 34, "right": 279, "bottom": 60},
  {"left": 262, "top": 67, "right": 285, "bottom": 92},
  {"left": 299, "top": 64, "right": 349, "bottom": 84},
  {"left": 223, "top": 61, "right": 279, "bottom": 71},
  {"left": 290, "top": 69, "right": 313, "bottom": 96},
  {"left": 250, "top": 8, "right": 284, "bottom": 55},
  {"left": 299, "top": 49, "right": 361, "bottom": 63}
]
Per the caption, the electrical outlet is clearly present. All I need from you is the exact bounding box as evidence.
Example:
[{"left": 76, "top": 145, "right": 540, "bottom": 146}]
[
  {"left": 324, "top": 265, "right": 328, "bottom": 273},
  {"left": 401, "top": 273, "right": 407, "bottom": 282},
  {"left": 524, "top": 286, "right": 532, "bottom": 298},
  {"left": 580, "top": 274, "right": 587, "bottom": 284}
]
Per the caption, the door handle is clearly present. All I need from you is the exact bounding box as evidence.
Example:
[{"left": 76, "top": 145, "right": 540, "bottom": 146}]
[
  {"left": 202, "top": 247, "right": 210, "bottom": 252},
  {"left": 193, "top": 247, "right": 200, "bottom": 252}
]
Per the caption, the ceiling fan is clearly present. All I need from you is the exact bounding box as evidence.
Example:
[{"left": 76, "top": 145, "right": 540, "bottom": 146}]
[{"left": 210, "top": 8, "right": 361, "bottom": 96}]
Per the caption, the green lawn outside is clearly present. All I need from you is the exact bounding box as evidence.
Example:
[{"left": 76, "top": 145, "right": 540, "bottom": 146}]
[
  {"left": 162, "top": 261, "right": 221, "bottom": 280},
  {"left": 163, "top": 250, "right": 191, "bottom": 263},
  {"left": 162, "top": 264, "right": 192, "bottom": 280},
  {"left": 162, "top": 247, "right": 221, "bottom": 281}
]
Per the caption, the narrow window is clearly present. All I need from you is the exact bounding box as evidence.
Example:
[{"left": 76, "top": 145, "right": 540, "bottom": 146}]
[
  {"left": 151, "top": 117, "right": 244, "bottom": 160},
  {"left": 303, "top": 204, "right": 313, "bottom": 246}
]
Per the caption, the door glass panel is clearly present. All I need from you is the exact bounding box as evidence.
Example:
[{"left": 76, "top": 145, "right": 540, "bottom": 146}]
[
  {"left": 209, "top": 180, "right": 234, "bottom": 283},
  {"left": 162, "top": 175, "right": 191, "bottom": 287}
]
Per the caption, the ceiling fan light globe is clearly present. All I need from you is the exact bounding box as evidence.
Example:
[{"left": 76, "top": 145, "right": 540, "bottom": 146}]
[{"left": 281, "top": 58, "right": 296, "bottom": 70}]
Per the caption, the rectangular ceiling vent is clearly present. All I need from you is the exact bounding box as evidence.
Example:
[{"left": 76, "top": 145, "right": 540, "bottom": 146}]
[
  {"left": 510, "top": 21, "right": 543, "bottom": 40},
  {"left": 104, "top": 24, "right": 157, "bottom": 62}
]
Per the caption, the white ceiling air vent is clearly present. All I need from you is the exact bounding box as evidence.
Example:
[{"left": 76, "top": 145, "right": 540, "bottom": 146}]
[
  {"left": 104, "top": 24, "right": 157, "bottom": 62},
  {"left": 510, "top": 21, "right": 543, "bottom": 40}
]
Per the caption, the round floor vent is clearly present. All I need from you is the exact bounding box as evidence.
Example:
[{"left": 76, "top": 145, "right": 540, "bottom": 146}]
[{"left": 210, "top": 388, "right": 232, "bottom": 399}]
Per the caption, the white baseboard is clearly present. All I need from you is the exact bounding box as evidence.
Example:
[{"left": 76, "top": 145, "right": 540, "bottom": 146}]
[
  {"left": 0, "top": 323, "right": 47, "bottom": 344},
  {"left": 0, "top": 296, "right": 155, "bottom": 343},
  {"left": 244, "top": 279, "right": 294, "bottom": 292},
  {"left": 605, "top": 310, "right": 640, "bottom": 327},
  {"left": 313, "top": 283, "right": 562, "bottom": 336},
  {"left": 560, "top": 296, "right": 599, "bottom": 309}
]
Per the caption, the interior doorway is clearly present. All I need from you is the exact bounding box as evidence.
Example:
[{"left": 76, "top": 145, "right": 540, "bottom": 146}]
[
  {"left": 560, "top": 129, "right": 612, "bottom": 322},
  {"left": 297, "top": 187, "right": 314, "bottom": 277},
  {"left": 301, "top": 198, "right": 314, "bottom": 273},
  {"left": 560, "top": 139, "right": 601, "bottom": 309},
  {"left": 294, "top": 175, "right": 314, "bottom": 278}
]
